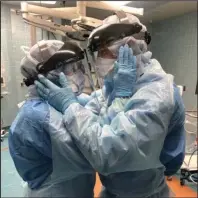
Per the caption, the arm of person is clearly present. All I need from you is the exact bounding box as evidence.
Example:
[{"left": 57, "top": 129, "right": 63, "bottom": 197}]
[
  {"left": 63, "top": 73, "right": 175, "bottom": 175},
  {"left": 35, "top": 48, "right": 174, "bottom": 176},
  {"left": 77, "top": 93, "right": 92, "bottom": 107},
  {"left": 84, "top": 89, "right": 105, "bottom": 115},
  {"left": 160, "top": 85, "right": 185, "bottom": 176},
  {"left": 9, "top": 102, "right": 52, "bottom": 159}
]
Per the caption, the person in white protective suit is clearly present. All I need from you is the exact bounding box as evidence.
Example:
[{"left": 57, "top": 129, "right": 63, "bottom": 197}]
[
  {"left": 35, "top": 13, "right": 185, "bottom": 198},
  {"left": 8, "top": 40, "right": 96, "bottom": 197}
]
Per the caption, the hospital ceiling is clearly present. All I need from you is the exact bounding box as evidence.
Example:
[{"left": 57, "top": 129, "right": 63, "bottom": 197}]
[{"left": 2, "top": 1, "right": 197, "bottom": 23}]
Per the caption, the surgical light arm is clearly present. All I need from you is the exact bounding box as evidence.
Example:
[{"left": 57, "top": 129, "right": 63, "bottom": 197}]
[
  {"left": 18, "top": 1, "right": 143, "bottom": 38},
  {"left": 87, "top": 1, "right": 144, "bottom": 16}
]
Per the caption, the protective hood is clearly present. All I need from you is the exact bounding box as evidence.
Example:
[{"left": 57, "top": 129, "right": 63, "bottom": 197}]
[
  {"left": 87, "top": 12, "right": 151, "bottom": 53},
  {"left": 20, "top": 40, "right": 84, "bottom": 86},
  {"left": 37, "top": 41, "right": 84, "bottom": 74},
  {"left": 88, "top": 23, "right": 143, "bottom": 53}
]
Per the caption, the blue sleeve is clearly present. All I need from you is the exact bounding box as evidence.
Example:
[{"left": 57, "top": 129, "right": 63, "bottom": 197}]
[
  {"left": 160, "top": 85, "right": 185, "bottom": 176},
  {"left": 8, "top": 101, "right": 52, "bottom": 188},
  {"left": 9, "top": 101, "right": 52, "bottom": 158},
  {"left": 22, "top": 103, "right": 52, "bottom": 159}
]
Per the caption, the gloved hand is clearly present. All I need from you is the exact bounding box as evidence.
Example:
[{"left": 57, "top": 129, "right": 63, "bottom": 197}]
[
  {"left": 35, "top": 73, "right": 77, "bottom": 113},
  {"left": 113, "top": 44, "right": 136, "bottom": 97},
  {"left": 103, "top": 63, "right": 118, "bottom": 98}
]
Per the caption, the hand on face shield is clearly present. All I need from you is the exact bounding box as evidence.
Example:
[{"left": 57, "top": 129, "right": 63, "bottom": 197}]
[
  {"left": 113, "top": 44, "right": 136, "bottom": 97},
  {"left": 35, "top": 73, "right": 77, "bottom": 113}
]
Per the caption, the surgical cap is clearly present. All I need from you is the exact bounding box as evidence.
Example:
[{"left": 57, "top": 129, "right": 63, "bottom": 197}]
[
  {"left": 102, "top": 13, "right": 148, "bottom": 56},
  {"left": 20, "top": 40, "right": 64, "bottom": 79},
  {"left": 103, "top": 13, "right": 147, "bottom": 32}
]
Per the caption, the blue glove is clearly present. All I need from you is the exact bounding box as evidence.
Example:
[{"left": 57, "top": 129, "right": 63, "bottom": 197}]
[
  {"left": 104, "top": 78, "right": 114, "bottom": 97},
  {"left": 113, "top": 44, "right": 136, "bottom": 97},
  {"left": 35, "top": 73, "right": 77, "bottom": 113},
  {"left": 103, "top": 62, "right": 118, "bottom": 98}
]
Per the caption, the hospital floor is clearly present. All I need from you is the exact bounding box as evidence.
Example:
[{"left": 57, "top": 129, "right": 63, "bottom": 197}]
[{"left": 1, "top": 136, "right": 197, "bottom": 197}]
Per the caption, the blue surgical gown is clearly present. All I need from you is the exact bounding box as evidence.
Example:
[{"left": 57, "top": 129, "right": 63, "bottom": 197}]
[{"left": 8, "top": 89, "right": 95, "bottom": 197}]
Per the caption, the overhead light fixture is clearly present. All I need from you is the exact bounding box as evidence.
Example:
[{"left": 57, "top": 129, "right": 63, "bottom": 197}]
[
  {"left": 102, "top": 1, "right": 130, "bottom": 6},
  {"left": 27, "top": 1, "right": 56, "bottom": 4}
]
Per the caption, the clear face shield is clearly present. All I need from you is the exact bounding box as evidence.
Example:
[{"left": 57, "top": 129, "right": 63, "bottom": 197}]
[
  {"left": 80, "top": 49, "right": 112, "bottom": 107},
  {"left": 89, "top": 45, "right": 117, "bottom": 87},
  {"left": 87, "top": 36, "right": 152, "bottom": 106},
  {"left": 47, "top": 60, "right": 86, "bottom": 96}
]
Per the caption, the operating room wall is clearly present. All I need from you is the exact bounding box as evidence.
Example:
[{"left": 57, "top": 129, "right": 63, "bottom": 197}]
[
  {"left": 150, "top": 12, "right": 197, "bottom": 110},
  {"left": 1, "top": 3, "right": 61, "bottom": 127}
]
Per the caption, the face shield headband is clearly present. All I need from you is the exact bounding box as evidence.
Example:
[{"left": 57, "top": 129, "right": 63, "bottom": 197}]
[{"left": 23, "top": 41, "right": 85, "bottom": 86}]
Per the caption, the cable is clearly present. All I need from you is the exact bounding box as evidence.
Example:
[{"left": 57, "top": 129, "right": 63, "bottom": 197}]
[
  {"left": 186, "top": 129, "right": 197, "bottom": 134},
  {"left": 187, "top": 149, "right": 197, "bottom": 167},
  {"left": 185, "top": 119, "right": 197, "bottom": 126},
  {"left": 183, "top": 160, "right": 188, "bottom": 166},
  {"left": 186, "top": 106, "right": 198, "bottom": 118},
  {"left": 185, "top": 117, "right": 197, "bottom": 134},
  {"left": 185, "top": 126, "right": 197, "bottom": 134},
  {"left": 185, "top": 113, "right": 198, "bottom": 118},
  {"left": 189, "top": 173, "right": 198, "bottom": 184},
  {"left": 186, "top": 149, "right": 198, "bottom": 185},
  {"left": 185, "top": 118, "right": 197, "bottom": 133},
  {"left": 51, "top": 32, "right": 57, "bottom": 40}
]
